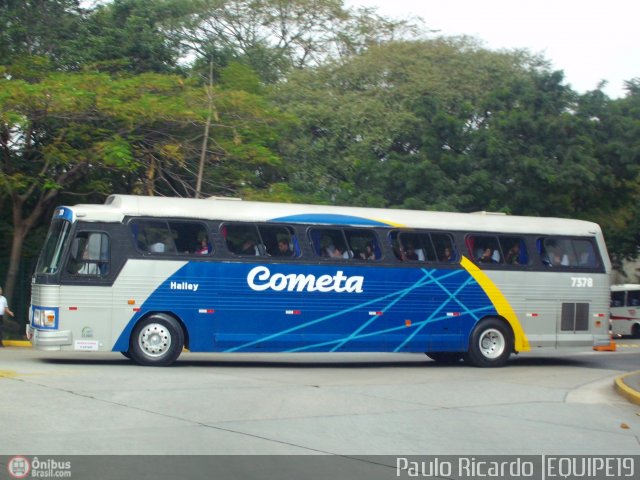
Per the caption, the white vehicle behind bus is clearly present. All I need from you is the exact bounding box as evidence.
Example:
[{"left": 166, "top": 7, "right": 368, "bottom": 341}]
[{"left": 610, "top": 284, "right": 640, "bottom": 338}]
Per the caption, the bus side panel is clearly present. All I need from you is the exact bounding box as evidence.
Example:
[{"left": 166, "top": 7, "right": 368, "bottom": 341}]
[
  {"left": 111, "top": 259, "right": 188, "bottom": 350},
  {"left": 483, "top": 270, "right": 610, "bottom": 348},
  {"left": 112, "top": 261, "right": 498, "bottom": 354},
  {"left": 57, "top": 285, "right": 113, "bottom": 350}
]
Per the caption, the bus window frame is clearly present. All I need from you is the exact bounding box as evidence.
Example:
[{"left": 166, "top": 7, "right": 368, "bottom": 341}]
[
  {"left": 66, "top": 231, "right": 111, "bottom": 276},
  {"left": 60, "top": 228, "right": 114, "bottom": 284},
  {"left": 537, "top": 236, "right": 603, "bottom": 272},
  {"left": 220, "top": 222, "right": 301, "bottom": 259},
  {"left": 389, "top": 230, "right": 459, "bottom": 265},
  {"left": 465, "top": 233, "right": 531, "bottom": 268},
  {"left": 129, "top": 218, "right": 211, "bottom": 256}
]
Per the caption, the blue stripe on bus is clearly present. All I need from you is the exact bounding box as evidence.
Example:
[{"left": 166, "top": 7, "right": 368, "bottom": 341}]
[
  {"left": 268, "top": 213, "right": 391, "bottom": 226},
  {"left": 113, "top": 262, "right": 498, "bottom": 354}
]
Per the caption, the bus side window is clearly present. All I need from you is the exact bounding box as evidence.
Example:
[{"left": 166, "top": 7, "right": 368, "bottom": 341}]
[
  {"left": 539, "top": 238, "right": 570, "bottom": 267},
  {"left": 310, "top": 228, "right": 349, "bottom": 259},
  {"left": 344, "top": 229, "right": 379, "bottom": 261},
  {"left": 131, "top": 220, "right": 175, "bottom": 254},
  {"left": 611, "top": 291, "right": 625, "bottom": 307},
  {"left": 628, "top": 291, "right": 640, "bottom": 307},
  {"left": 539, "top": 237, "right": 598, "bottom": 269},
  {"left": 432, "top": 233, "right": 457, "bottom": 263},
  {"left": 258, "top": 225, "right": 298, "bottom": 258},
  {"left": 167, "top": 221, "right": 211, "bottom": 255},
  {"left": 396, "top": 232, "right": 434, "bottom": 262},
  {"left": 498, "top": 236, "right": 528, "bottom": 266},
  {"left": 67, "top": 232, "right": 110, "bottom": 275},
  {"left": 572, "top": 239, "right": 597, "bottom": 268},
  {"left": 224, "top": 223, "right": 265, "bottom": 256},
  {"left": 467, "top": 235, "right": 502, "bottom": 265}
]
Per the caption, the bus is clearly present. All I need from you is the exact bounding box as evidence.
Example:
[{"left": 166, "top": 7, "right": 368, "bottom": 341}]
[
  {"left": 610, "top": 284, "right": 640, "bottom": 338},
  {"left": 27, "top": 195, "right": 612, "bottom": 367}
]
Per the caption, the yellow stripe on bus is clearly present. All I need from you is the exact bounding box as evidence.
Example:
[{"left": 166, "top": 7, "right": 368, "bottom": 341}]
[
  {"left": 369, "top": 218, "right": 407, "bottom": 228},
  {"left": 460, "top": 256, "right": 530, "bottom": 352}
]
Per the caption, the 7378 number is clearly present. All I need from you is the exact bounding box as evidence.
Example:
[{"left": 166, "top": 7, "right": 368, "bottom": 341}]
[{"left": 571, "top": 277, "right": 593, "bottom": 287}]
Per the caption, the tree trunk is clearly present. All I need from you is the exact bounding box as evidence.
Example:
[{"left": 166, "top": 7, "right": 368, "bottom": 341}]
[
  {"left": 195, "top": 60, "right": 216, "bottom": 199},
  {"left": 3, "top": 200, "right": 30, "bottom": 310}
]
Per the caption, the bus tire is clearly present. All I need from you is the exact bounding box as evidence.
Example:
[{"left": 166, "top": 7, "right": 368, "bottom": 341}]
[
  {"left": 425, "top": 352, "right": 463, "bottom": 364},
  {"left": 465, "top": 318, "right": 513, "bottom": 368},
  {"left": 130, "top": 314, "right": 184, "bottom": 366},
  {"left": 632, "top": 324, "right": 640, "bottom": 339}
]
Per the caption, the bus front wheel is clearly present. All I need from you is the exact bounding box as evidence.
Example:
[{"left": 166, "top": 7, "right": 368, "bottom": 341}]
[
  {"left": 130, "top": 314, "right": 184, "bottom": 366},
  {"left": 465, "top": 318, "right": 513, "bottom": 367}
]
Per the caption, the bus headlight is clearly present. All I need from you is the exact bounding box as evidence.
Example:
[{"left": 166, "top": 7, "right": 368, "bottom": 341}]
[
  {"left": 43, "top": 310, "right": 56, "bottom": 327},
  {"left": 32, "top": 308, "right": 57, "bottom": 327}
]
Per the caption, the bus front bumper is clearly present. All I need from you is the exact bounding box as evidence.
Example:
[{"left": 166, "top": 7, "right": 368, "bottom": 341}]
[{"left": 26, "top": 325, "right": 72, "bottom": 350}]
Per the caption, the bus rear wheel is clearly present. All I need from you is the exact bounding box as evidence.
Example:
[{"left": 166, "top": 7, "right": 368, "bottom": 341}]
[
  {"left": 130, "top": 314, "right": 184, "bottom": 366},
  {"left": 632, "top": 324, "right": 640, "bottom": 339},
  {"left": 465, "top": 318, "right": 513, "bottom": 367}
]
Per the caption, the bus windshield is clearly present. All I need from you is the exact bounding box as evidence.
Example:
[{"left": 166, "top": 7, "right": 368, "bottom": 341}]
[{"left": 35, "top": 218, "right": 72, "bottom": 274}]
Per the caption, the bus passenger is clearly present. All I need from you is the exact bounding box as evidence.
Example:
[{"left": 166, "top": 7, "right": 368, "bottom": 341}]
[
  {"left": 441, "top": 247, "right": 454, "bottom": 262},
  {"left": 505, "top": 244, "right": 520, "bottom": 265},
  {"left": 403, "top": 244, "right": 419, "bottom": 261},
  {"left": 196, "top": 237, "right": 209, "bottom": 254},
  {"left": 477, "top": 248, "right": 494, "bottom": 263},
  {"left": 240, "top": 239, "right": 257, "bottom": 255},
  {"left": 360, "top": 244, "right": 375, "bottom": 260},
  {"left": 275, "top": 239, "right": 293, "bottom": 256}
]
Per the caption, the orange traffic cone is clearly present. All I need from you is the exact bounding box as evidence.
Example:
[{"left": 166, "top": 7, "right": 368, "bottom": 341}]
[{"left": 594, "top": 334, "right": 617, "bottom": 351}]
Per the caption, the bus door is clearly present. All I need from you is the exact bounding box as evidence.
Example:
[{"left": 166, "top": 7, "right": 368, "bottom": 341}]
[{"left": 59, "top": 229, "right": 114, "bottom": 352}]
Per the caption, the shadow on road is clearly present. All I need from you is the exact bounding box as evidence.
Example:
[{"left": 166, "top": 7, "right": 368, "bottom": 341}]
[{"left": 33, "top": 351, "right": 605, "bottom": 370}]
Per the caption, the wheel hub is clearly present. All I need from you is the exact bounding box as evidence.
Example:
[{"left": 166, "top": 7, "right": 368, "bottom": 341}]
[
  {"left": 479, "top": 328, "right": 505, "bottom": 359},
  {"left": 139, "top": 323, "right": 171, "bottom": 357}
]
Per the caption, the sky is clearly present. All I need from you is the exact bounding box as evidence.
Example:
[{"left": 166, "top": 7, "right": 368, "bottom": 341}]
[{"left": 345, "top": 0, "right": 638, "bottom": 99}]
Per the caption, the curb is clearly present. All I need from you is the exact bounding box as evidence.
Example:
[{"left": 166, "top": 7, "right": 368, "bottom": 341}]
[
  {"left": 614, "top": 371, "right": 640, "bottom": 406},
  {"left": 1, "top": 340, "right": 32, "bottom": 348}
]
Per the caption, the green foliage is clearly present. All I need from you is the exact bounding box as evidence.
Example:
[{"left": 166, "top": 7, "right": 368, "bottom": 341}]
[
  {"left": 272, "top": 38, "right": 640, "bottom": 261},
  {"left": 219, "top": 62, "right": 263, "bottom": 94},
  {"left": 77, "top": 0, "right": 189, "bottom": 74},
  {"left": 0, "top": 0, "right": 85, "bottom": 70}
]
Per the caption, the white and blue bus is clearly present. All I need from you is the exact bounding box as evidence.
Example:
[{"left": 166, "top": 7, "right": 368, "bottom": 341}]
[{"left": 28, "top": 195, "right": 612, "bottom": 367}]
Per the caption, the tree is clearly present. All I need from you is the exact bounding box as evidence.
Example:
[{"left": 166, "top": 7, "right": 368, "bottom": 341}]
[
  {"left": 0, "top": 0, "right": 86, "bottom": 69},
  {"left": 77, "top": 0, "right": 190, "bottom": 74},
  {"left": 578, "top": 80, "right": 640, "bottom": 262},
  {"left": 272, "top": 38, "right": 549, "bottom": 208},
  {"left": 0, "top": 68, "right": 203, "bottom": 303},
  {"left": 177, "top": 0, "right": 417, "bottom": 83}
]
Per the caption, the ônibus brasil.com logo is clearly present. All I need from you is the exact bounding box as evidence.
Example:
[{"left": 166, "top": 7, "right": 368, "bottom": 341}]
[
  {"left": 7, "top": 456, "right": 30, "bottom": 478},
  {"left": 7, "top": 456, "right": 72, "bottom": 478}
]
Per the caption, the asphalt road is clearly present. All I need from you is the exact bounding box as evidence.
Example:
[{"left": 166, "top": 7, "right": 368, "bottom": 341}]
[{"left": 1, "top": 343, "right": 639, "bottom": 457}]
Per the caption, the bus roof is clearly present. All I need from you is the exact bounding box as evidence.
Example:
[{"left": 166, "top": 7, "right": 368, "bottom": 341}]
[{"left": 56, "top": 194, "right": 604, "bottom": 238}]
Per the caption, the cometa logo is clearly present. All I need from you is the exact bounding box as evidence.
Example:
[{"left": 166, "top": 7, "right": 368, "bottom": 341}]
[{"left": 247, "top": 266, "right": 364, "bottom": 293}]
